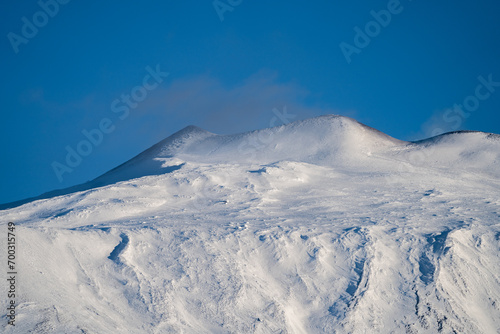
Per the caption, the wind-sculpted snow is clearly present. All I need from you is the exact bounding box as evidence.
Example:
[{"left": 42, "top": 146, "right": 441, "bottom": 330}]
[{"left": 1, "top": 115, "right": 500, "bottom": 333}]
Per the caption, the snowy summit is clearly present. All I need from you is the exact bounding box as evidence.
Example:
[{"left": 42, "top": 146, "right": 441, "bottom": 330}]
[{"left": 1, "top": 115, "right": 500, "bottom": 333}]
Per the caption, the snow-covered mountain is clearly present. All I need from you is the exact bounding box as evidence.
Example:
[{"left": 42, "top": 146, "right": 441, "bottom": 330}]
[{"left": 1, "top": 115, "right": 500, "bottom": 333}]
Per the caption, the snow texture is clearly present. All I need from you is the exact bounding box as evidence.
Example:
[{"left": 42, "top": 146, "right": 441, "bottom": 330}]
[{"left": 1, "top": 115, "right": 500, "bottom": 333}]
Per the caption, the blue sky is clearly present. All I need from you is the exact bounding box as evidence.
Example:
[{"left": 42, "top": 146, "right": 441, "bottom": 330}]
[{"left": 1, "top": 0, "right": 500, "bottom": 204}]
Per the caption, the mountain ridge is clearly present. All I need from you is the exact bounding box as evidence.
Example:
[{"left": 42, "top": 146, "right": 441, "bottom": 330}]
[
  {"left": 1, "top": 114, "right": 499, "bottom": 210},
  {"left": 1, "top": 115, "right": 500, "bottom": 333}
]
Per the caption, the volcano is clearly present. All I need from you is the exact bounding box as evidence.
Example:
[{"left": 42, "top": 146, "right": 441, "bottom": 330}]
[{"left": 2, "top": 115, "right": 500, "bottom": 333}]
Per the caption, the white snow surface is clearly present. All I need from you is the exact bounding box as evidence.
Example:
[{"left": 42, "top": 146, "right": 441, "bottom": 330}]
[{"left": 1, "top": 115, "right": 500, "bottom": 333}]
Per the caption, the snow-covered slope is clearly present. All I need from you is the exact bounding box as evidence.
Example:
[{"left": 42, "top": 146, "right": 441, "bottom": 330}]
[{"left": 1, "top": 115, "right": 500, "bottom": 333}]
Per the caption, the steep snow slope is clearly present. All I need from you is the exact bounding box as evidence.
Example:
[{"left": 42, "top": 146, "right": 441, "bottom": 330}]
[{"left": 1, "top": 115, "right": 500, "bottom": 333}]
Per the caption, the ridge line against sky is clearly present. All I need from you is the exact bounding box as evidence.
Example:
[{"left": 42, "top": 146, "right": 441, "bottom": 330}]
[{"left": 1, "top": 1, "right": 499, "bottom": 204}]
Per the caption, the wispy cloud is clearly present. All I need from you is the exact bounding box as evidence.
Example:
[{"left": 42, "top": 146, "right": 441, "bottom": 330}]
[
  {"left": 412, "top": 109, "right": 458, "bottom": 141},
  {"left": 136, "top": 69, "right": 343, "bottom": 135},
  {"left": 412, "top": 73, "right": 498, "bottom": 141}
]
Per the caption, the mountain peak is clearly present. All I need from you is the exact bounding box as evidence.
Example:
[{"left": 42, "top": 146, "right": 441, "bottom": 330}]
[{"left": 1, "top": 115, "right": 499, "bottom": 210}]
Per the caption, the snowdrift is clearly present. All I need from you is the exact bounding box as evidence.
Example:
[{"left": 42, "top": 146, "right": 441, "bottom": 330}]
[{"left": 1, "top": 115, "right": 500, "bottom": 333}]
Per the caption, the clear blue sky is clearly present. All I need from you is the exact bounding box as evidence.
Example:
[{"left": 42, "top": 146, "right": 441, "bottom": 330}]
[{"left": 1, "top": 0, "right": 500, "bottom": 204}]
